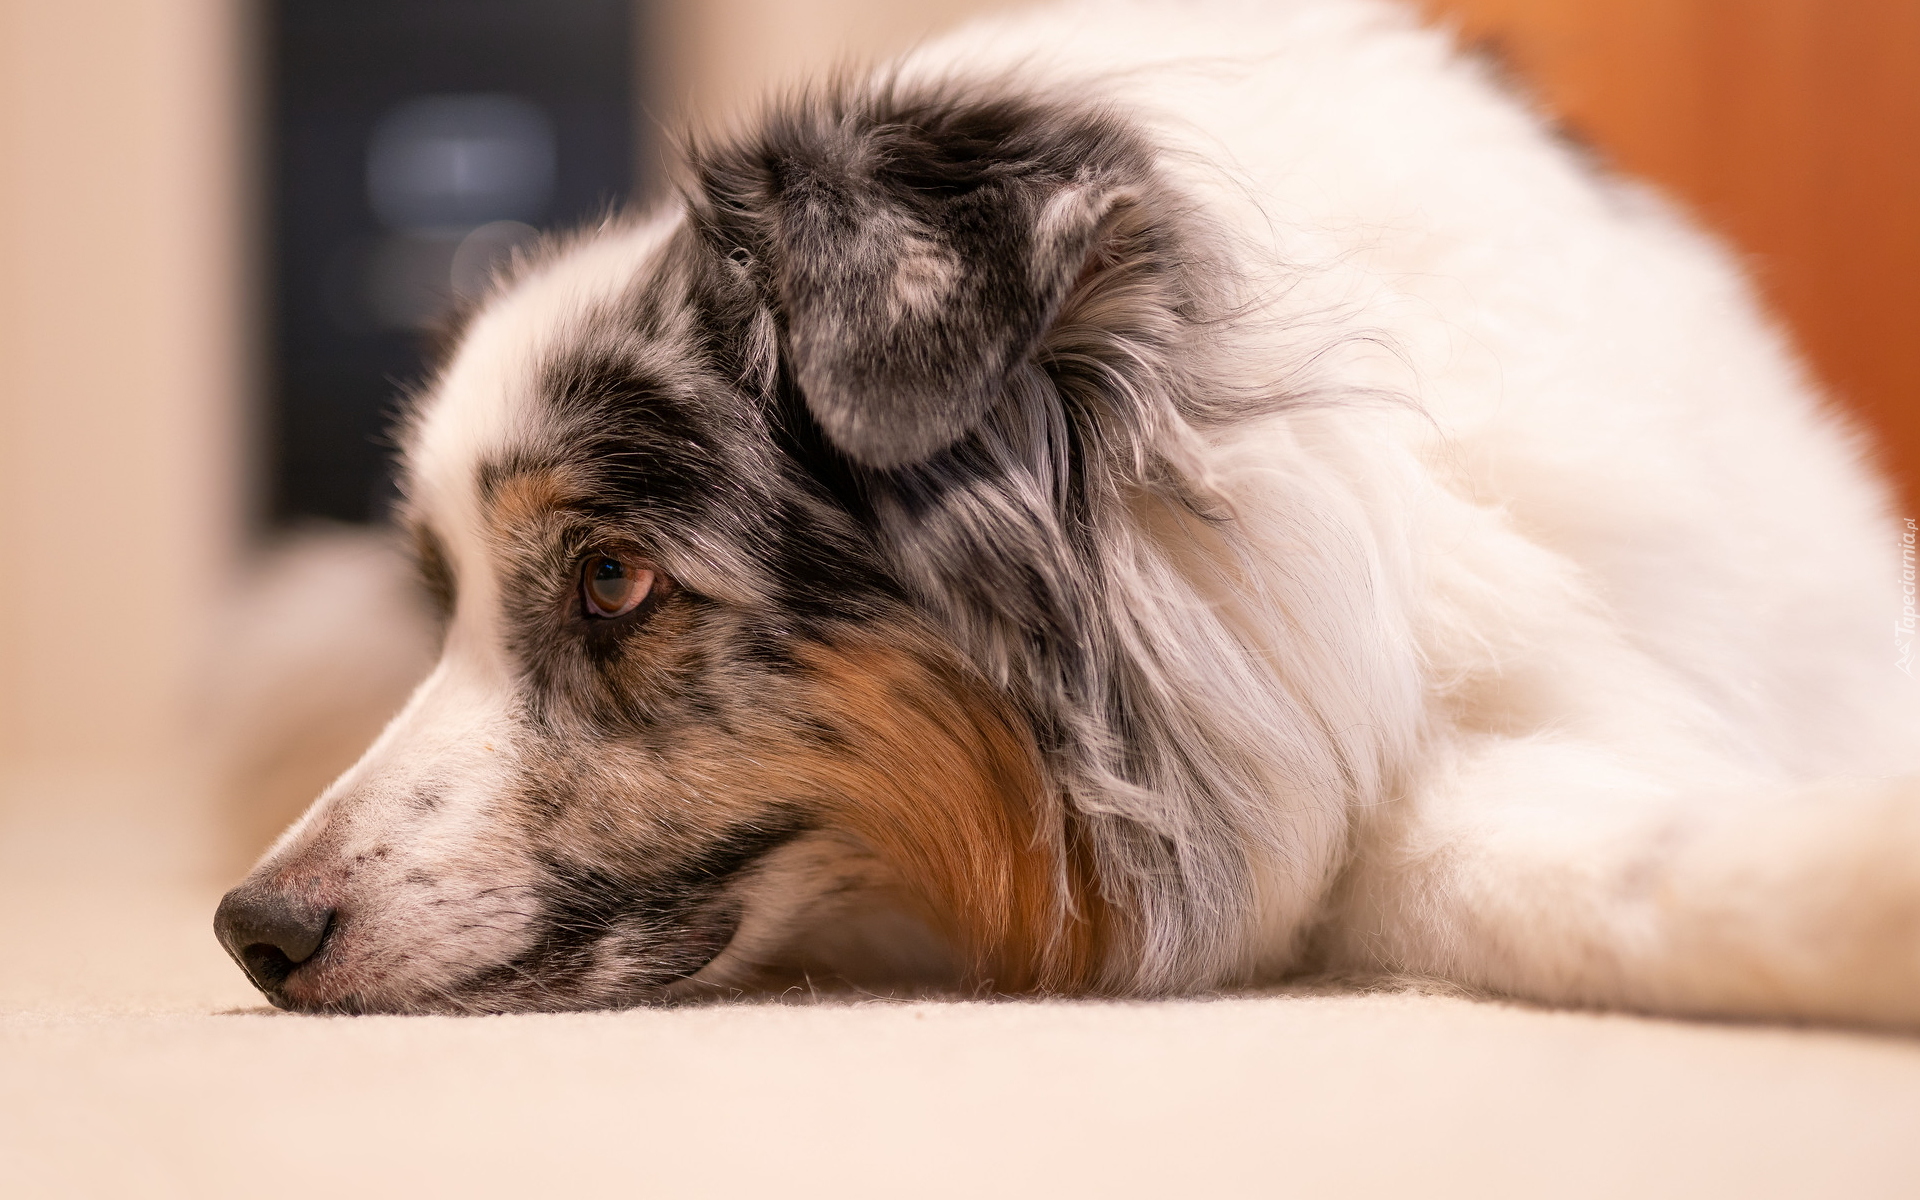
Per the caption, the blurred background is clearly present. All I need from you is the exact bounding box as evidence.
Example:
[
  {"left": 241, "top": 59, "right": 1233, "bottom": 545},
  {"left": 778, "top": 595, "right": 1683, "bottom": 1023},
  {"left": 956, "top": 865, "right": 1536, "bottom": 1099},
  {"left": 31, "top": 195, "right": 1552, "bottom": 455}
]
[{"left": 0, "top": 0, "right": 1915, "bottom": 916}]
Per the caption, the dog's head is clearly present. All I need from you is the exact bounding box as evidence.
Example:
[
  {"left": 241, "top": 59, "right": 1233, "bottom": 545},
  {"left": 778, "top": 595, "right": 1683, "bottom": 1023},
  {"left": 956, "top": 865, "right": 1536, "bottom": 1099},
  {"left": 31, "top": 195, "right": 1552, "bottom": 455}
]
[{"left": 215, "top": 83, "right": 1248, "bottom": 1013}]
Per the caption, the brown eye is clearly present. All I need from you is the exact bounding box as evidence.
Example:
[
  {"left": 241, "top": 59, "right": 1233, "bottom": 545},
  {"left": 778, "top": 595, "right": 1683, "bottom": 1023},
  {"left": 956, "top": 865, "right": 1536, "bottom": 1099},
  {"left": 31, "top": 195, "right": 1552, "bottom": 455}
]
[{"left": 580, "top": 553, "right": 655, "bottom": 618}]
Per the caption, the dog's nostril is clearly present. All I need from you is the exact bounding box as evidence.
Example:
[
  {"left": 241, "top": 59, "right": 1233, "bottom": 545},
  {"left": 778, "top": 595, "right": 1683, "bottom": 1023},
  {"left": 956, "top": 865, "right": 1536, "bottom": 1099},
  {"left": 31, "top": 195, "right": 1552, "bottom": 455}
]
[
  {"left": 239, "top": 942, "right": 299, "bottom": 989},
  {"left": 214, "top": 885, "right": 336, "bottom": 996}
]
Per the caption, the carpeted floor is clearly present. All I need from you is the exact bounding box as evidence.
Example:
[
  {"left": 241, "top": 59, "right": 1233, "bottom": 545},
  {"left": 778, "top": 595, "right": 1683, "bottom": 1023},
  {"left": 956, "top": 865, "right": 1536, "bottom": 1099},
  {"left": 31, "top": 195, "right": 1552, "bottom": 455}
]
[{"left": 6, "top": 775, "right": 1920, "bottom": 1198}]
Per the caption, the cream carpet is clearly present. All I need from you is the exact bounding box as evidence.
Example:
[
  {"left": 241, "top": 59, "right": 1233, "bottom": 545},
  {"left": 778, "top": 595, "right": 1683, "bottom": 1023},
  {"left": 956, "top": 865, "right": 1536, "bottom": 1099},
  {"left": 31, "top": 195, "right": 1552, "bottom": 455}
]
[{"left": 6, "top": 775, "right": 1920, "bottom": 1198}]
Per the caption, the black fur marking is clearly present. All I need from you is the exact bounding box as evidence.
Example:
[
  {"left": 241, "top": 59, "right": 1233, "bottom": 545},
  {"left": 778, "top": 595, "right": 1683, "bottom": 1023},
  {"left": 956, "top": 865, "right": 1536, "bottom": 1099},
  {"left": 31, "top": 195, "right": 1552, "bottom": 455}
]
[{"left": 463, "top": 815, "right": 810, "bottom": 1006}]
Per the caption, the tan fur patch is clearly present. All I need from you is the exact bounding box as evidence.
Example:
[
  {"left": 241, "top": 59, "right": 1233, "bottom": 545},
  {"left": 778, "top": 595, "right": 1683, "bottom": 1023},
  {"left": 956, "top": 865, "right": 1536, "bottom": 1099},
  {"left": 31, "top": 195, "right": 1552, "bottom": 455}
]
[
  {"left": 484, "top": 466, "right": 583, "bottom": 533},
  {"left": 792, "top": 640, "right": 1116, "bottom": 993}
]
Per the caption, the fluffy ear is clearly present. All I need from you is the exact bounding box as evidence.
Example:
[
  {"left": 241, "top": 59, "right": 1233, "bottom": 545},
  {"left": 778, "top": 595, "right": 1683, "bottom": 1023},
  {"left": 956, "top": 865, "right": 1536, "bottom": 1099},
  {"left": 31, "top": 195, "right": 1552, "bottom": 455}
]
[
  {"left": 771, "top": 163, "right": 1122, "bottom": 469},
  {"left": 697, "top": 95, "right": 1149, "bottom": 469}
]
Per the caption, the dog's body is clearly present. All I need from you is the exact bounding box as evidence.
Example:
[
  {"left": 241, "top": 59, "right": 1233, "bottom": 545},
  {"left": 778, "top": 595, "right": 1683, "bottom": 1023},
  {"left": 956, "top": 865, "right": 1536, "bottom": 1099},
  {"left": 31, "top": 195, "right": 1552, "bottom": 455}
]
[{"left": 218, "top": 0, "right": 1920, "bottom": 1022}]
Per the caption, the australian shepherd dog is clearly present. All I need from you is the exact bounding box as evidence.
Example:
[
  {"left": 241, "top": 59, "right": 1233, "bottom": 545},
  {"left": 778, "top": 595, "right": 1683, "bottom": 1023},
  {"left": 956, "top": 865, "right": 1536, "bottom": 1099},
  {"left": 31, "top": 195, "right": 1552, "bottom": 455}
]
[{"left": 217, "top": 0, "right": 1920, "bottom": 1023}]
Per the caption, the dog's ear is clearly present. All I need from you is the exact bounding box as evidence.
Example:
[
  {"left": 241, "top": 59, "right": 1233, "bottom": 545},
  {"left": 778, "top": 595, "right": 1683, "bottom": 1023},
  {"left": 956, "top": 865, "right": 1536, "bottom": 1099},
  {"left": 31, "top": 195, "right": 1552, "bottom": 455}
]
[
  {"left": 768, "top": 165, "right": 1122, "bottom": 470},
  {"left": 698, "top": 99, "right": 1143, "bottom": 469}
]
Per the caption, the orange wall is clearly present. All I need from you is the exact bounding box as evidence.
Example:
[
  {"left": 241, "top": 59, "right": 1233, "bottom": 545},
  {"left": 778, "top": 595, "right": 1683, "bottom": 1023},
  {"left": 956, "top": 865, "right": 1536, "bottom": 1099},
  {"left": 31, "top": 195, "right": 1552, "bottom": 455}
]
[{"left": 1427, "top": 0, "right": 1920, "bottom": 507}]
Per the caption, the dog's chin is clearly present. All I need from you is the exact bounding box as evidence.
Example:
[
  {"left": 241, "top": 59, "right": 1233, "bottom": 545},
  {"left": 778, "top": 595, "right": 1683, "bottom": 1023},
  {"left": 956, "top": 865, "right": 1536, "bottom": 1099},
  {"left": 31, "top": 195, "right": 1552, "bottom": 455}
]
[
  {"left": 260, "top": 920, "right": 746, "bottom": 1016},
  {"left": 265, "top": 958, "right": 730, "bottom": 1015}
]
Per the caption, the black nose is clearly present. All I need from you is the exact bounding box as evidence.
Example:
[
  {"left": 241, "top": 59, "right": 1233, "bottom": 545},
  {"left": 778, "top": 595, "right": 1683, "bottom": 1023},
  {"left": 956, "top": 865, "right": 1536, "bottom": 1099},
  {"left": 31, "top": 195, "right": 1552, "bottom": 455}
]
[{"left": 214, "top": 883, "right": 335, "bottom": 1001}]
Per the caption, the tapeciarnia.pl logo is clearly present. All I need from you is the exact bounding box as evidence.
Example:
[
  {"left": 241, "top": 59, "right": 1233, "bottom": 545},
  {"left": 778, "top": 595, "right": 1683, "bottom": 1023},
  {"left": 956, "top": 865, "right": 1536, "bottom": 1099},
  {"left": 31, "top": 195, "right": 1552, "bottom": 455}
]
[{"left": 1899, "top": 517, "right": 1917, "bottom": 677}]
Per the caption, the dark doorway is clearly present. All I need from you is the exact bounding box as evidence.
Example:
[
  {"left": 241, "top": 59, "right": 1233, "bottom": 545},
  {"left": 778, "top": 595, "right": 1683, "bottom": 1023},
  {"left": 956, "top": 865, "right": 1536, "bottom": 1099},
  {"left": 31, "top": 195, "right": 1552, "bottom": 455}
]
[{"left": 267, "top": 0, "right": 639, "bottom": 524}]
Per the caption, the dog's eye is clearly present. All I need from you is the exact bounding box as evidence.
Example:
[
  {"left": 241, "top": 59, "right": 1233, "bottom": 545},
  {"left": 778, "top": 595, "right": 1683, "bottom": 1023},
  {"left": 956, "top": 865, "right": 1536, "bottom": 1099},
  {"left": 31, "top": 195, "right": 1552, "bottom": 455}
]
[{"left": 580, "top": 553, "right": 655, "bottom": 619}]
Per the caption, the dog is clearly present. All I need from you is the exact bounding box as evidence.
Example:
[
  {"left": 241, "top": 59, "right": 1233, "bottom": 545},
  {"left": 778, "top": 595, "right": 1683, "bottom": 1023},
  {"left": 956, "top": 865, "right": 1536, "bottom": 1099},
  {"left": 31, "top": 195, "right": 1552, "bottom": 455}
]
[{"left": 216, "top": 0, "right": 1920, "bottom": 1022}]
